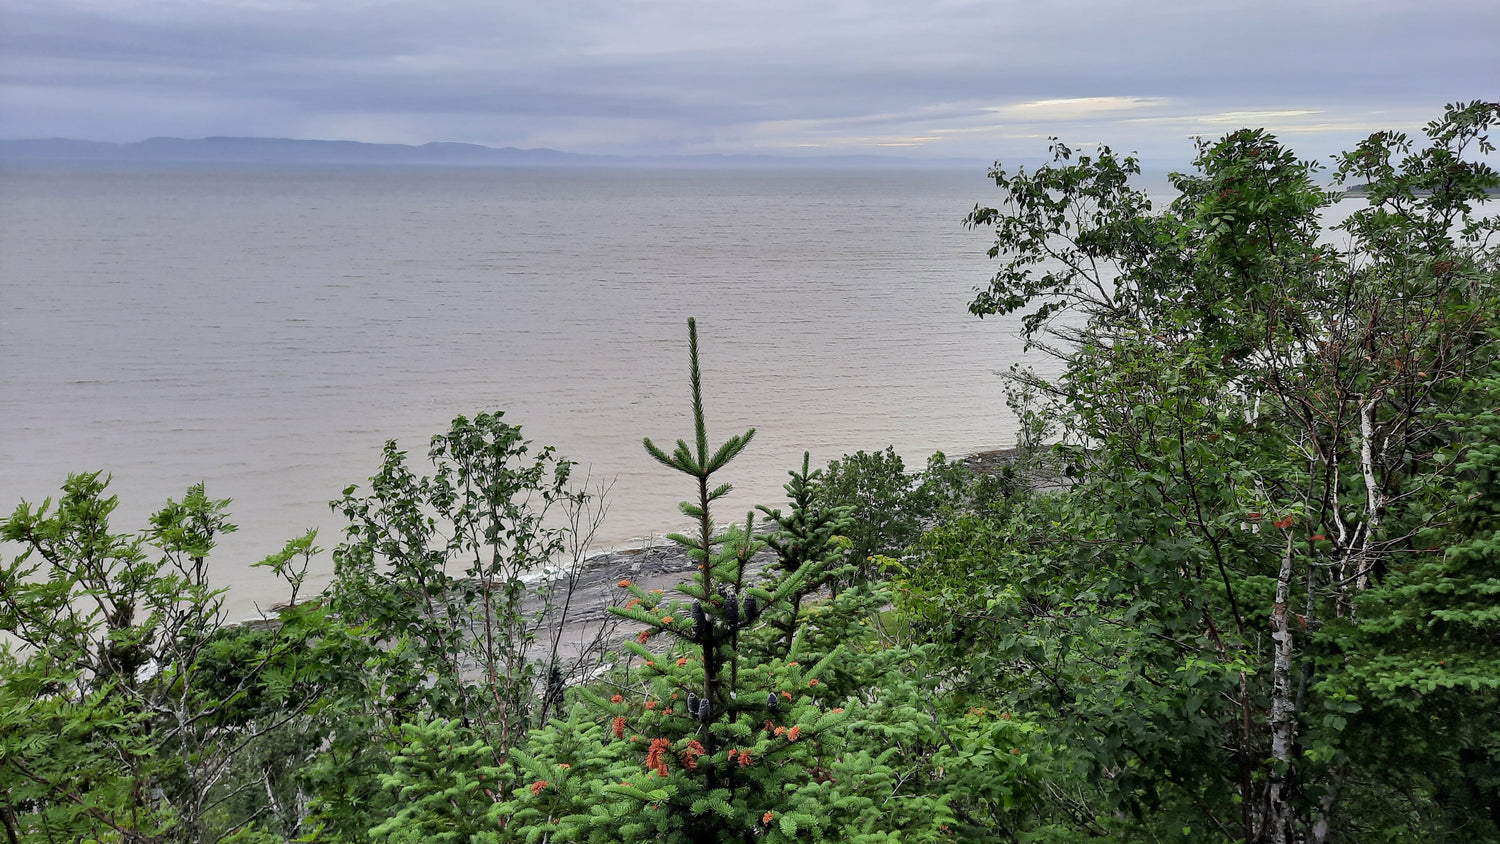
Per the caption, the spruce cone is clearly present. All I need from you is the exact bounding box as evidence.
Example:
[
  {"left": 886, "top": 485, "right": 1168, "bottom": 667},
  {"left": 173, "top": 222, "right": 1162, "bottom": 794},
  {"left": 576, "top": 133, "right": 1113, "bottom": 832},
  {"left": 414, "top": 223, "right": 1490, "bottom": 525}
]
[{"left": 692, "top": 600, "right": 709, "bottom": 642}]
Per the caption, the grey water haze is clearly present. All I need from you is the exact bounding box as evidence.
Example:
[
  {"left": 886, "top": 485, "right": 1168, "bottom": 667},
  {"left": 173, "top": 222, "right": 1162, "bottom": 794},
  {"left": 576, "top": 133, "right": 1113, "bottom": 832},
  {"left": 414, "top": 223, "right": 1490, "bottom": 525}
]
[{"left": 0, "top": 163, "right": 1048, "bottom": 616}]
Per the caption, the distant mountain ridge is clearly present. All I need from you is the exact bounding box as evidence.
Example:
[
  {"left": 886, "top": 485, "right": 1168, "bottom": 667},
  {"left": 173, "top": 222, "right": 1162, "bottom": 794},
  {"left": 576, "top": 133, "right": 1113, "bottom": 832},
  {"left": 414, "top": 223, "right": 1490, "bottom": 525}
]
[
  {"left": 0, "top": 136, "right": 598, "bottom": 165},
  {"left": 0, "top": 136, "right": 983, "bottom": 169}
]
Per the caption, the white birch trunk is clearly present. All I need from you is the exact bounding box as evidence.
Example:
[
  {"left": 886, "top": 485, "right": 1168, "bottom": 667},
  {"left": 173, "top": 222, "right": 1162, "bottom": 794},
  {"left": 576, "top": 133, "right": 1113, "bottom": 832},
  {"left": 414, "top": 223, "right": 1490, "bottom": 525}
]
[
  {"left": 1355, "top": 396, "right": 1384, "bottom": 592},
  {"left": 1267, "top": 531, "right": 1298, "bottom": 844}
]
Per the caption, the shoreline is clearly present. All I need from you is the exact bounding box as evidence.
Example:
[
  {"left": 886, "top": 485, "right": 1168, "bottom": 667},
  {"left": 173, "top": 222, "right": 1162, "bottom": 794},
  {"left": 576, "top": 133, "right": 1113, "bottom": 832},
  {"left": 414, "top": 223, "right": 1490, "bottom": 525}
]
[
  {"left": 238, "top": 445, "right": 1057, "bottom": 661},
  {"left": 562, "top": 444, "right": 1060, "bottom": 586}
]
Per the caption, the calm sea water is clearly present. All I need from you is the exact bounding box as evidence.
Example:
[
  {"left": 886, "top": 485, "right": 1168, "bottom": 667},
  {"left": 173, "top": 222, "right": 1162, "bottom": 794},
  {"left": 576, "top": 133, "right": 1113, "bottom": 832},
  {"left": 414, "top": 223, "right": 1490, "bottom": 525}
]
[{"left": 0, "top": 163, "right": 1044, "bottom": 615}]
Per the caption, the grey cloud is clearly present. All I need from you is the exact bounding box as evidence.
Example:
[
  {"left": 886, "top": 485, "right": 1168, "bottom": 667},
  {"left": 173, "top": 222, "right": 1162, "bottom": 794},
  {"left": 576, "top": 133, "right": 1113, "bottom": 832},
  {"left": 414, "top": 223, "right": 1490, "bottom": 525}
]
[{"left": 1, "top": 0, "right": 1495, "bottom": 157}]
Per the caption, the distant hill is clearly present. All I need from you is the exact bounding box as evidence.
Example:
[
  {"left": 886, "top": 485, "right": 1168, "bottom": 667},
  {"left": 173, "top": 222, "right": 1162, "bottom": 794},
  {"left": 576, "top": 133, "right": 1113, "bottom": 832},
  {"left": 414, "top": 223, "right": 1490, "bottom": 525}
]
[
  {"left": 0, "top": 136, "right": 983, "bottom": 170},
  {"left": 0, "top": 137, "right": 598, "bottom": 166}
]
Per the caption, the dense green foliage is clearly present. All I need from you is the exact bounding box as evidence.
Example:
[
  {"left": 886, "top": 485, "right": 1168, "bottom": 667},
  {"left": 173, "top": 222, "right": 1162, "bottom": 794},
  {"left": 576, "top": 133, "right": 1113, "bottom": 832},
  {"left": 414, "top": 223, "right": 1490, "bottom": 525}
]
[
  {"left": 3, "top": 102, "right": 1497, "bottom": 843},
  {"left": 922, "top": 99, "right": 1500, "bottom": 842},
  {"left": 1, "top": 477, "right": 334, "bottom": 842},
  {"left": 812, "top": 447, "right": 1004, "bottom": 585}
]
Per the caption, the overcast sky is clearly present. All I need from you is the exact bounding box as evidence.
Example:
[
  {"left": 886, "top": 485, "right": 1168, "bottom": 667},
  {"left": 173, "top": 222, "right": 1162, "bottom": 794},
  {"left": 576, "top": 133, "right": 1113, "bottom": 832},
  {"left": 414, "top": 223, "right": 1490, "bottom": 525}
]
[{"left": 2, "top": 0, "right": 1495, "bottom": 162}]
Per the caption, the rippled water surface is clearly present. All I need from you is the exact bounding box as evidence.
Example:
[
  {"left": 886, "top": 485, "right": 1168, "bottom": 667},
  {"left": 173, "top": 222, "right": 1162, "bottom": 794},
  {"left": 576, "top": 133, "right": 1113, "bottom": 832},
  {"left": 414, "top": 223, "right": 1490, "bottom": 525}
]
[{"left": 1, "top": 164, "right": 1042, "bottom": 613}]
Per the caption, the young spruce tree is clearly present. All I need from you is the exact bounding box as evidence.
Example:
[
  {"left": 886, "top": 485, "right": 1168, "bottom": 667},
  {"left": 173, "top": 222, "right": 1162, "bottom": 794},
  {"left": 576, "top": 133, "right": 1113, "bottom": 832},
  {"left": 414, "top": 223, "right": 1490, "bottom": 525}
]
[{"left": 495, "top": 319, "right": 985, "bottom": 844}]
